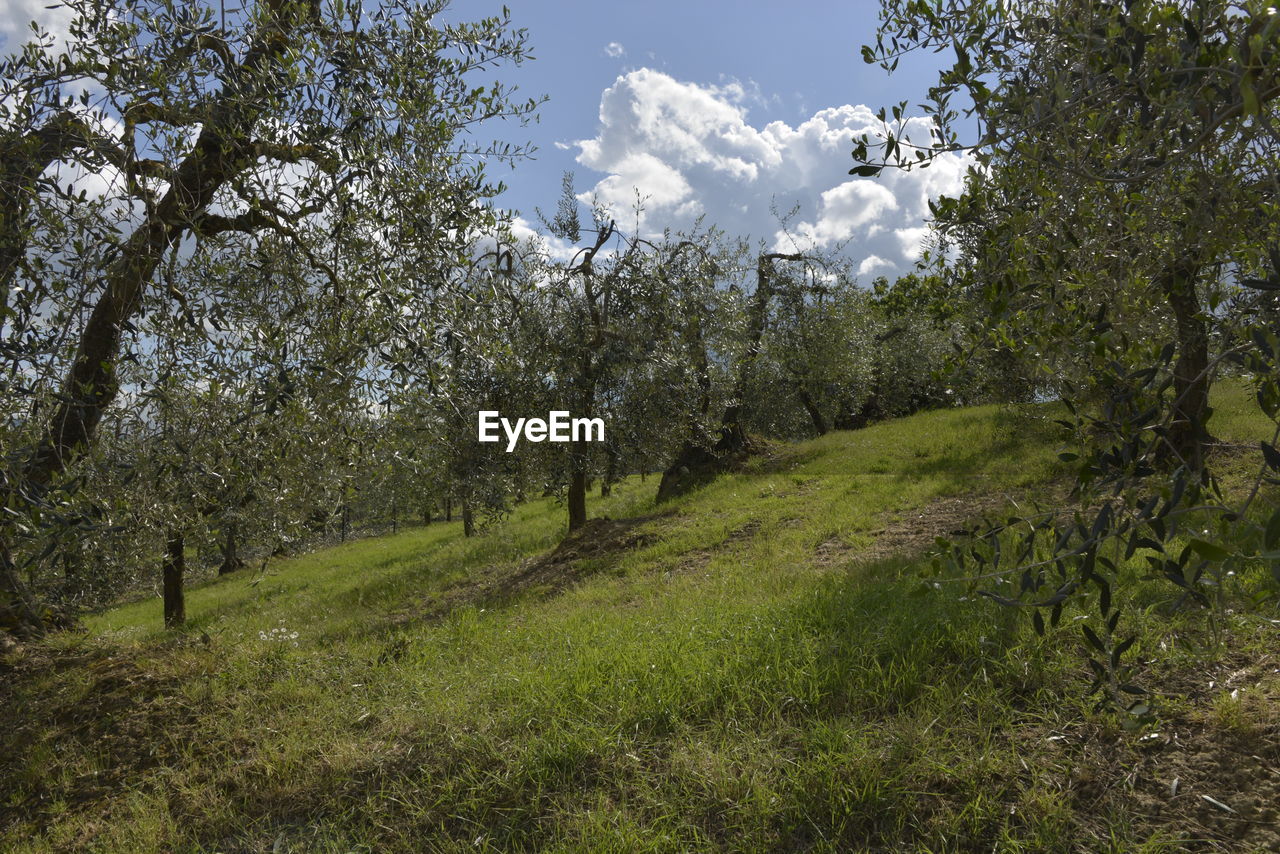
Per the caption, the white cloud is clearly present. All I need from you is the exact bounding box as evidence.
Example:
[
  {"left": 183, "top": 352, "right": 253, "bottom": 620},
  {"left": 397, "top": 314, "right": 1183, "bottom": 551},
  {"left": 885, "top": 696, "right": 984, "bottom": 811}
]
[
  {"left": 508, "top": 215, "right": 577, "bottom": 264},
  {"left": 603, "top": 41, "right": 625, "bottom": 58},
  {"left": 572, "top": 69, "right": 968, "bottom": 278},
  {"left": 856, "top": 255, "right": 893, "bottom": 277},
  {"left": 0, "top": 0, "right": 74, "bottom": 53},
  {"left": 707, "top": 76, "right": 780, "bottom": 114},
  {"left": 784, "top": 180, "right": 898, "bottom": 248},
  {"left": 893, "top": 225, "right": 933, "bottom": 261}
]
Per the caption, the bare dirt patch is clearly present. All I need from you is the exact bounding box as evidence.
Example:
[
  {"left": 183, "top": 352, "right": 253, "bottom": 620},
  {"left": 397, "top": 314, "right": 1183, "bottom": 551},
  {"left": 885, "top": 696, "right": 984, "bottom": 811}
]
[
  {"left": 1124, "top": 721, "right": 1280, "bottom": 852},
  {"left": 1010, "top": 650, "right": 1280, "bottom": 852},
  {"left": 671, "top": 519, "right": 763, "bottom": 576},
  {"left": 815, "top": 485, "right": 1072, "bottom": 569}
]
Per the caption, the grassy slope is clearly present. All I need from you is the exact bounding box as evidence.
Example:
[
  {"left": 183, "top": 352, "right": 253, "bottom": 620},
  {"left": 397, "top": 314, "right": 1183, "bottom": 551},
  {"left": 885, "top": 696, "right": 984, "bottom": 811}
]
[{"left": 3, "top": 388, "right": 1278, "bottom": 853}]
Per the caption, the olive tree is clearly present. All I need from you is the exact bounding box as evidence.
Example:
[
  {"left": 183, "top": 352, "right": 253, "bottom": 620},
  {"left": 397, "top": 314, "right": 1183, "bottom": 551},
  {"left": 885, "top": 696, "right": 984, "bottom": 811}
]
[
  {"left": 856, "top": 0, "right": 1280, "bottom": 711},
  {"left": 0, "top": 0, "right": 538, "bottom": 634},
  {"left": 856, "top": 0, "right": 1280, "bottom": 468}
]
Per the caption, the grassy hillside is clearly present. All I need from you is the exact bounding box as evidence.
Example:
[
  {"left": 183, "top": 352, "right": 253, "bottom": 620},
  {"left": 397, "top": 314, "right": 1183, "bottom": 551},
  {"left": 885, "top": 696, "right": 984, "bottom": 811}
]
[{"left": 3, "top": 391, "right": 1278, "bottom": 853}]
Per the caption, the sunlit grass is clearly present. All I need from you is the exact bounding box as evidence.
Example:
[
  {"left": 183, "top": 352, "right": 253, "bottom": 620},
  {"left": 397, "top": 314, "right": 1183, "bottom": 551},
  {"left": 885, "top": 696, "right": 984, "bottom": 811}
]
[{"left": 5, "top": 390, "right": 1277, "bottom": 852}]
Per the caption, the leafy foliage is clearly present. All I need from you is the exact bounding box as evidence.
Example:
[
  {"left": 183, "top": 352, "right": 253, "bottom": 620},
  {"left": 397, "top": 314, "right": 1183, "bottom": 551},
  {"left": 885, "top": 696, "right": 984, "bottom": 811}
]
[{"left": 858, "top": 0, "right": 1280, "bottom": 711}]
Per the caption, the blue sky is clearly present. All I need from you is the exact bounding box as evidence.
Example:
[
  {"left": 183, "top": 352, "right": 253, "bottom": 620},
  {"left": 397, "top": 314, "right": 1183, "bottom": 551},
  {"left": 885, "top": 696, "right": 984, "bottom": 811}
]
[
  {"left": 489, "top": 1, "right": 947, "bottom": 211},
  {"left": 475, "top": 1, "right": 966, "bottom": 278}
]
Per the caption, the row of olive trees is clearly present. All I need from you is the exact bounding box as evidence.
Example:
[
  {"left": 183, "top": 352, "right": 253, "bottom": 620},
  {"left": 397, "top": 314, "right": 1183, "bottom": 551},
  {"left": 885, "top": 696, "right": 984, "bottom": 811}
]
[
  {"left": 427, "top": 179, "right": 1013, "bottom": 532},
  {"left": 0, "top": 0, "right": 539, "bottom": 634},
  {"left": 334, "top": 175, "right": 991, "bottom": 546},
  {"left": 0, "top": 0, "right": 1012, "bottom": 635},
  {"left": 4, "top": 171, "right": 996, "bottom": 630}
]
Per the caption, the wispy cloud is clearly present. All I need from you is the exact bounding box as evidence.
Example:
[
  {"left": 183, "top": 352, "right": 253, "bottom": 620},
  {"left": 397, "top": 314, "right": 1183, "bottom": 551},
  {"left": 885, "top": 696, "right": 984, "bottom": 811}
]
[{"left": 603, "top": 41, "right": 625, "bottom": 58}]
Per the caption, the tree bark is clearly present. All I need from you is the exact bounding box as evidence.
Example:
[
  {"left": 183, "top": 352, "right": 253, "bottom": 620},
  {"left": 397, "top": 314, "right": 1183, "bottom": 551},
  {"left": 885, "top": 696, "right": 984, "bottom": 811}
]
[
  {"left": 1, "top": 540, "right": 45, "bottom": 636},
  {"left": 61, "top": 539, "right": 84, "bottom": 601},
  {"left": 658, "top": 252, "right": 805, "bottom": 501},
  {"left": 796, "top": 387, "right": 829, "bottom": 435},
  {"left": 568, "top": 469, "right": 588, "bottom": 532},
  {"left": 218, "top": 523, "right": 244, "bottom": 575},
  {"left": 163, "top": 531, "right": 185, "bottom": 628},
  {"left": 721, "top": 253, "right": 803, "bottom": 446},
  {"left": 462, "top": 502, "right": 475, "bottom": 537},
  {"left": 601, "top": 445, "right": 618, "bottom": 498},
  {"left": 1161, "top": 257, "right": 1211, "bottom": 471}
]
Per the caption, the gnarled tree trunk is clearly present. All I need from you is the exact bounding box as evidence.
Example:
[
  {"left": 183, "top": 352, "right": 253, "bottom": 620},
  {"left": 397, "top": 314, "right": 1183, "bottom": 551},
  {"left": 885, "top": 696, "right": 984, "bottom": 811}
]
[
  {"left": 1, "top": 543, "right": 44, "bottom": 637},
  {"left": 0, "top": 0, "right": 319, "bottom": 636},
  {"left": 796, "top": 387, "right": 829, "bottom": 436},
  {"left": 462, "top": 501, "right": 475, "bottom": 538},
  {"left": 659, "top": 253, "right": 805, "bottom": 501},
  {"left": 218, "top": 523, "right": 244, "bottom": 575}
]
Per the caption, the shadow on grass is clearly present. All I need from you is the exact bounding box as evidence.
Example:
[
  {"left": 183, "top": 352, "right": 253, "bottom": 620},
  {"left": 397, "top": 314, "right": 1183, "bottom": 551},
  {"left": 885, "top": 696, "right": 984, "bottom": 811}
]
[
  {"left": 336, "top": 513, "right": 672, "bottom": 644},
  {"left": 189, "top": 556, "right": 1043, "bottom": 852}
]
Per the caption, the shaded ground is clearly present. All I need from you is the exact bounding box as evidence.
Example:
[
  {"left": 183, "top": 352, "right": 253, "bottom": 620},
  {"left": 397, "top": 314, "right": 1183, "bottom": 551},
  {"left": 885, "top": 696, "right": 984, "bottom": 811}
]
[
  {"left": 1027, "top": 649, "right": 1280, "bottom": 852},
  {"left": 0, "top": 644, "right": 201, "bottom": 838}
]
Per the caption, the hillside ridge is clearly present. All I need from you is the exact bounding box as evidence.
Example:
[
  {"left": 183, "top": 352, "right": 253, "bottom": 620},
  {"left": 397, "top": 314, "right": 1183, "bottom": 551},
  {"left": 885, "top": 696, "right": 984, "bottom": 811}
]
[{"left": 3, "top": 394, "right": 1278, "bottom": 853}]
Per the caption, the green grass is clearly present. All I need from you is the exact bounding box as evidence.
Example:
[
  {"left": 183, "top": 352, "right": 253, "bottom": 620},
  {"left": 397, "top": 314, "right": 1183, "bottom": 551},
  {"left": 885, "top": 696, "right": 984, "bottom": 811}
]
[
  {"left": 3, "top": 393, "right": 1278, "bottom": 853},
  {"left": 1207, "top": 375, "right": 1278, "bottom": 446}
]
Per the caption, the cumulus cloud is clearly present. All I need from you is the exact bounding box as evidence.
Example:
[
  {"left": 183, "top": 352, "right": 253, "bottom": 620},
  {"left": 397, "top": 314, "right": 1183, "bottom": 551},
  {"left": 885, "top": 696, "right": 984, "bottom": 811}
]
[
  {"left": 603, "top": 41, "right": 625, "bottom": 58},
  {"left": 856, "top": 255, "right": 894, "bottom": 277},
  {"left": 571, "top": 69, "right": 968, "bottom": 279}
]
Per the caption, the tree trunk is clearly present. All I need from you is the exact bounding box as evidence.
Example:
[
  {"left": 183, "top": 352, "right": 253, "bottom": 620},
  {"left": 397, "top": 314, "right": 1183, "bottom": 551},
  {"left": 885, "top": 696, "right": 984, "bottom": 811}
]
[
  {"left": 835, "top": 390, "right": 882, "bottom": 431},
  {"left": 0, "top": 7, "right": 319, "bottom": 636},
  {"left": 218, "top": 523, "right": 244, "bottom": 575},
  {"left": 658, "top": 253, "right": 805, "bottom": 502},
  {"left": 568, "top": 470, "right": 588, "bottom": 532},
  {"left": 1160, "top": 257, "right": 1210, "bottom": 471},
  {"left": 445, "top": 498, "right": 453, "bottom": 523},
  {"left": 462, "top": 502, "right": 475, "bottom": 537},
  {"left": 1, "top": 539, "right": 45, "bottom": 637},
  {"left": 163, "top": 531, "right": 185, "bottom": 628},
  {"left": 340, "top": 504, "right": 349, "bottom": 543},
  {"left": 61, "top": 540, "right": 84, "bottom": 601},
  {"left": 721, "top": 253, "right": 803, "bottom": 450},
  {"left": 601, "top": 445, "right": 619, "bottom": 497},
  {"left": 796, "top": 387, "right": 829, "bottom": 435}
]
